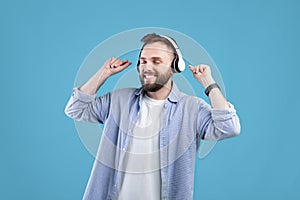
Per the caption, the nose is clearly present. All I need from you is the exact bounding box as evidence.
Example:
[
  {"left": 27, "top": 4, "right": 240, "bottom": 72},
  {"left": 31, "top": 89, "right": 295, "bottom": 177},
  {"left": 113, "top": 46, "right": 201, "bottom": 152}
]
[{"left": 140, "top": 63, "right": 154, "bottom": 72}]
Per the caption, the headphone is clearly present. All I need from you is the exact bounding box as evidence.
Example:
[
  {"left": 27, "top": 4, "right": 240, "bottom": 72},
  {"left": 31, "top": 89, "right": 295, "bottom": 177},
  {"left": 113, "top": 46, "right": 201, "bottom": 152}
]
[{"left": 137, "top": 35, "right": 186, "bottom": 73}]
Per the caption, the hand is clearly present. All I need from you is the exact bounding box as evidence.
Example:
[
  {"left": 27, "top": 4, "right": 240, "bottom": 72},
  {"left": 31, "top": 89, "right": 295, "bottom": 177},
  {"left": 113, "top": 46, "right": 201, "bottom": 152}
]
[
  {"left": 188, "top": 64, "right": 215, "bottom": 88},
  {"left": 103, "top": 57, "right": 132, "bottom": 77}
]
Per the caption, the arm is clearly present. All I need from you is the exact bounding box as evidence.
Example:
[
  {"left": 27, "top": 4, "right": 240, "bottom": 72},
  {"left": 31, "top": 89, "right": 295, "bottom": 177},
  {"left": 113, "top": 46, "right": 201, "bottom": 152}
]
[
  {"left": 189, "top": 64, "right": 229, "bottom": 109},
  {"left": 197, "top": 99, "right": 240, "bottom": 140},
  {"left": 189, "top": 64, "right": 241, "bottom": 140},
  {"left": 64, "top": 57, "right": 132, "bottom": 123},
  {"left": 79, "top": 57, "right": 132, "bottom": 95}
]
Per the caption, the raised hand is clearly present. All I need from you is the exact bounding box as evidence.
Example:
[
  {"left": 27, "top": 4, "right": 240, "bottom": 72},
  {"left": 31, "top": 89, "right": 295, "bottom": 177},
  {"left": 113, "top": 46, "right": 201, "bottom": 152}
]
[
  {"left": 103, "top": 57, "right": 132, "bottom": 77},
  {"left": 188, "top": 64, "right": 215, "bottom": 88}
]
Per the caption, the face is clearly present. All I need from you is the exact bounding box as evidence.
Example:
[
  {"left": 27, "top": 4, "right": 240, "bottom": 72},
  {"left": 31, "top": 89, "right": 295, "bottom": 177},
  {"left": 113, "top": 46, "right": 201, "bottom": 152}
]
[{"left": 138, "top": 42, "right": 174, "bottom": 92}]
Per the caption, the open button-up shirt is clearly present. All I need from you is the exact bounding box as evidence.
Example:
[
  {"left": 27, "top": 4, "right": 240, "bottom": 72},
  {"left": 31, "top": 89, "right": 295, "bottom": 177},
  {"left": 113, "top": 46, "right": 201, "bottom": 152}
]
[{"left": 65, "top": 84, "right": 240, "bottom": 200}]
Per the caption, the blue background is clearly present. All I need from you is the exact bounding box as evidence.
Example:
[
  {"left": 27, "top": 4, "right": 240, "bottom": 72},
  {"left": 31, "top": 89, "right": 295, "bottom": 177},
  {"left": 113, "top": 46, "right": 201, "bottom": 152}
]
[{"left": 1, "top": 0, "right": 299, "bottom": 199}]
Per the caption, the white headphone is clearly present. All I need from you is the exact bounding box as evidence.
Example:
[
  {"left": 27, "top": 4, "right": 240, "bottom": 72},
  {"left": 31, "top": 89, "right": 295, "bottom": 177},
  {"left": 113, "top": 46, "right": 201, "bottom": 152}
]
[{"left": 160, "top": 35, "right": 186, "bottom": 73}]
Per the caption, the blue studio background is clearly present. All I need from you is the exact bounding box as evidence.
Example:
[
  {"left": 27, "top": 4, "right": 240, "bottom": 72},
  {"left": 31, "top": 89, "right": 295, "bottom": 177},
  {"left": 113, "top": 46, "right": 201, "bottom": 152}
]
[{"left": 1, "top": 0, "right": 299, "bottom": 199}]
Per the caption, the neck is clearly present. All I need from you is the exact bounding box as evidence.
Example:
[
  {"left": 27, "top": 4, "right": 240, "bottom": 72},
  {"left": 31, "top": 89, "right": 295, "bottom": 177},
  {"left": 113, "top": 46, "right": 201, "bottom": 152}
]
[{"left": 146, "top": 79, "right": 173, "bottom": 100}]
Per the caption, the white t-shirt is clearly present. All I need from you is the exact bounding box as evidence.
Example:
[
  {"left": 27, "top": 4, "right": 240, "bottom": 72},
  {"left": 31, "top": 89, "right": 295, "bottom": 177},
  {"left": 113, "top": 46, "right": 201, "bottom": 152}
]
[{"left": 118, "top": 94, "right": 166, "bottom": 200}]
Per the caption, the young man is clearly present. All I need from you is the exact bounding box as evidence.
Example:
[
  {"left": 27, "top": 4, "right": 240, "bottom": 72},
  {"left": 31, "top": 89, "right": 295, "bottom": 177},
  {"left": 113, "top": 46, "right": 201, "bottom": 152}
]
[{"left": 65, "top": 33, "right": 240, "bottom": 200}]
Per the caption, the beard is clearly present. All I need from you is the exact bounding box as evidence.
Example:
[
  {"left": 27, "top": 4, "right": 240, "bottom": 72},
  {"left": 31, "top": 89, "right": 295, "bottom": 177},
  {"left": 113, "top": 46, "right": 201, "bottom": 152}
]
[{"left": 139, "top": 68, "right": 173, "bottom": 92}]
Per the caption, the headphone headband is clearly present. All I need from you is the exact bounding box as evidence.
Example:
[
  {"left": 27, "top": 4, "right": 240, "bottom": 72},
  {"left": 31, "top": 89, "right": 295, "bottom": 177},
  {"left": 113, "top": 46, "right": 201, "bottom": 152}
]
[{"left": 160, "top": 35, "right": 186, "bottom": 73}]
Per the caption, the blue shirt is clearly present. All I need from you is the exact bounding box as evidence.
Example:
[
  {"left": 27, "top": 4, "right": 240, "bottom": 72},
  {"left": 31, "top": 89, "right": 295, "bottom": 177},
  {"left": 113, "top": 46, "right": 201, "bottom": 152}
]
[{"left": 65, "top": 84, "right": 240, "bottom": 200}]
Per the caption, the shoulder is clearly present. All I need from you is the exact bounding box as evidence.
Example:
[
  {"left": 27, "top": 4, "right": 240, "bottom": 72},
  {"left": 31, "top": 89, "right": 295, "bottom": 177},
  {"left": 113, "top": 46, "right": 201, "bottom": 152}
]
[
  {"left": 170, "top": 84, "right": 206, "bottom": 106},
  {"left": 111, "top": 88, "right": 138, "bottom": 95},
  {"left": 178, "top": 92, "right": 209, "bottom": 109},
  {"left": 110, "top": 87, "right": 140, "bottom": 101},
  {"left": 177, "top": 90, "right": 205, "bottom": 103}
]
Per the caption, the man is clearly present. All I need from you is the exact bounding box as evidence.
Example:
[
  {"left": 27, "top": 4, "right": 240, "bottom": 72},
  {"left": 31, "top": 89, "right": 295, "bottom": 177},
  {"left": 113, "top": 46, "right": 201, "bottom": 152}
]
[{"left": 65, "top": 33, "right": 240, "bottom": 200}]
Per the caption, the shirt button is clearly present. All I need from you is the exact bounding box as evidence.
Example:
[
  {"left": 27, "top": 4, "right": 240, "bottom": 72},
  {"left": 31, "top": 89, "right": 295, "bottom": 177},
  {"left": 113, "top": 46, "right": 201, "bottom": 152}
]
[
  {"left": 122, "top": 148, "right": 126, "bottom": 151},
  {"left": 114, "top": 184, "right": 117, "bottom": 187}
]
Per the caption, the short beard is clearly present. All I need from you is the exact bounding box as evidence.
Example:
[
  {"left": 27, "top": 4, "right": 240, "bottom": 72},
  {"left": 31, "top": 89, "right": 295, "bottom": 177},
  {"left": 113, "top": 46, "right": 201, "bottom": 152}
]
[
  {"left": 140, "top": 68, "right": 173, "bottom": 92},
  {"left": 143, "top": 83, "right": 164, "bottom": 92}
]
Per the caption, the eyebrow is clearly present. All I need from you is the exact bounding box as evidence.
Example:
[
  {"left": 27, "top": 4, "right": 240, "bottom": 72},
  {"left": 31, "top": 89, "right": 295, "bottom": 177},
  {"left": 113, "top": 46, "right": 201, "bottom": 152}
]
[{"left": 140, "top": 57, "right": 163, "bottom": 60}]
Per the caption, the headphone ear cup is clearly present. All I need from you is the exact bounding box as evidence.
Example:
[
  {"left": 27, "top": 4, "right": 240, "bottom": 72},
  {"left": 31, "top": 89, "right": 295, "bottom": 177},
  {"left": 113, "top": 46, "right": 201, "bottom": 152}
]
[
  {"left": 137, "top": 60, "right": 140, "bottom": 72},
  {"left": 137, "top": 50, "right": 142, "bottom": 72},
  {"left": 172, "top": 56, "right": 180, "bottom": 73}
]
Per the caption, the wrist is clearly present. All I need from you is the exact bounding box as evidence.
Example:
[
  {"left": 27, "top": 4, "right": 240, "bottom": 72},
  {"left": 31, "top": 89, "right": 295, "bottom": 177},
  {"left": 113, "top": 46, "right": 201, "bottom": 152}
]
[
  {"left": 200, "top": 76, "right": 215, "bottom": 89},
  {"left": 98, "top": 67, "right": 111, "bottom": 80},
  {"left": 204, "top": 83, "right": 220, "bottom": 97}
]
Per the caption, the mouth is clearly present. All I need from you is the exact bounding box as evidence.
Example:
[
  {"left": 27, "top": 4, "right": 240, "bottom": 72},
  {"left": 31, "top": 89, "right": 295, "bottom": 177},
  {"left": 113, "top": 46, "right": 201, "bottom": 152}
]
[{"left": 143, "top": 73, "right": 157, "bottom": 82}]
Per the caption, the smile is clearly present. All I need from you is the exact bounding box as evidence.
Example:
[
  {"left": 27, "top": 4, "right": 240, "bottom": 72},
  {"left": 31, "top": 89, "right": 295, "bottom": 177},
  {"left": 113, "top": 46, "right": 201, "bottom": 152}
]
[{"left": 144, "top": 74, "right": 155, "bottom": 79}]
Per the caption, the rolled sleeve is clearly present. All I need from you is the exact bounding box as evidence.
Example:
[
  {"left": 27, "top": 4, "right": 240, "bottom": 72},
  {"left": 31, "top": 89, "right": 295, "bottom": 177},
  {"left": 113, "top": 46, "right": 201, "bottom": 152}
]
[
  {"left": 72, "top": 87, "right": 96, "bottom": 102},
  {"left": 64, "top": 87, "right": 111, "bottom": 124},
  {"left": 198, "top": 101, "right": 241, "bottom": 141},
  {"left": 211, "top": 102, "right": 237, "bottom": 120}
]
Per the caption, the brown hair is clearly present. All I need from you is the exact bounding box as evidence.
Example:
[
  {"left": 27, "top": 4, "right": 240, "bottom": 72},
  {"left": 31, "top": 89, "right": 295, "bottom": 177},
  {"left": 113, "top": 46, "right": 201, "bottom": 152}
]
[{"left": 140, "top": 33, "right": 177, "bottom": 55}]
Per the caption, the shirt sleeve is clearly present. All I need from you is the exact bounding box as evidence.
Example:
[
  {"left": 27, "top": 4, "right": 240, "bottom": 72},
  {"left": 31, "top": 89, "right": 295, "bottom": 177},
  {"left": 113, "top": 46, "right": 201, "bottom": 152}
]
[
  {"left": 64, "top": 87, "right": 111, "bottom": 124},
  {"left": 197, "top": 100, "right": 241, "bottom": 141}
]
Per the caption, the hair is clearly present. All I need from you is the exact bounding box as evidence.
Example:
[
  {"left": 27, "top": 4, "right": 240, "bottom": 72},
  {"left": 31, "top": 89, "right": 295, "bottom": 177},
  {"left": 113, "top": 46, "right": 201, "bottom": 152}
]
[{"left": 140, "top": 33, "right": 177, "bottom": 56}]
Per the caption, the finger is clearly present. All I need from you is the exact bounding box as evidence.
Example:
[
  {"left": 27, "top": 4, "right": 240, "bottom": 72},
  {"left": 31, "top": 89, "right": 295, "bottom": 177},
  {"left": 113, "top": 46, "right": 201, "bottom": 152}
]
[
  {"left": 188, "top": 65, "right": 197, "bottom": 74},
  {"left": 110, "top": 57, "right": 118, "bottom": 64},
  {"left": 199, "top": 65, "right": 205, "bottom": 73},
  {"left": 112, "top": 60, "right": 132, "bottom": 71},
  {"left": 120, "top": 60, "right": 130, "bottom": 66},
  {"left": 196, "top": 64, "right": 208, "bottom": 74},
  {"left": 109, "top": 57, "right": 118, "bottom": 67},
  {"left": 110, "top": 59, "right": 126, "bottom": 68},
  {"left": 195, "top": 65, "right": 203, "bottom": 74},
  {"left": 111, "top": 59, "right": 123, "bottom": 68},
  {"left": 120, "top": 61, "right": 132, "bottom": 68},
  {"left": 116, "top": 60, "right": 130, "bottom": 69}
]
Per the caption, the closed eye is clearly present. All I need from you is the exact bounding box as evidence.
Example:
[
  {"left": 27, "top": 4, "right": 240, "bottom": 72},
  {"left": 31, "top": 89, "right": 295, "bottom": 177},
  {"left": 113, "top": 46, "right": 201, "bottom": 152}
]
[
  {"left": 139, "top": 57, "right": 163, "bottom": 65},
  {"left": 152, "top": 58, "right": 162, "bottom": 65},
  {"left": 140, "top": 59, "right": 147, "bottom": 64}
]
